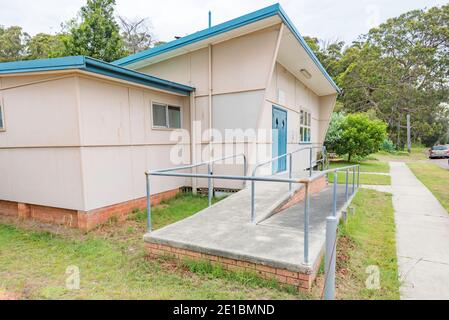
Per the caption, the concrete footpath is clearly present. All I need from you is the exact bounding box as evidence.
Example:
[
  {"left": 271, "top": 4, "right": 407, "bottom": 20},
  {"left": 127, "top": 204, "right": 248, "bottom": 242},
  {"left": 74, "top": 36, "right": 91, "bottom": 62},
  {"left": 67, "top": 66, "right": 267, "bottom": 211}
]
[{"left": 390, "top": 162, "right": 449, "bottom": 300}]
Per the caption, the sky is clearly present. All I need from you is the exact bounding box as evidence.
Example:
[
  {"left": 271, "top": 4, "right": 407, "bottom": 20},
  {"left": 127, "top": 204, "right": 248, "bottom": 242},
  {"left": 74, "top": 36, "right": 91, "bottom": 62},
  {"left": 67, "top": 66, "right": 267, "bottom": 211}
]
[{"left": 0, "top": 0, "right": 446, "bottom": 44}]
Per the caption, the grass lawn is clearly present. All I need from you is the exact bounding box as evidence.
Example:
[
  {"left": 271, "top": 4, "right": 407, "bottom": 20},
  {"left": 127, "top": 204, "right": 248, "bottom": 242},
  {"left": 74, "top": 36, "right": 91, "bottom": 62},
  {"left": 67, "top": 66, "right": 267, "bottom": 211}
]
[
  {"left": 407, "top": 163, "right": 449, "bottom": 213},
  {"left": 0, "top": 189, "right": 400, "bottom": 300},
  {"left": 329, "top": 160, "right": 390, "bottom": 173},
  {"left": 0, "top": 193, "right": 303, "bottom": 300},
  {"left": 375, "top": 146, "right": 428, "bottom": 162},
  {"left": 331, "top": 189, "right": 400, "bottom": 299},
  {"left": 328, "top": 172, "right": 391, "bottom": 185}
]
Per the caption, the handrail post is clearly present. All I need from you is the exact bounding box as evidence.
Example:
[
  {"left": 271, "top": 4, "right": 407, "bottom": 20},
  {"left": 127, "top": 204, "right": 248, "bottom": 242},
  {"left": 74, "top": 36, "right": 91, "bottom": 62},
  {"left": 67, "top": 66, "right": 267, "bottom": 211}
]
[
  {"left": 251, "top": 180, "right": 255, "bottom": 223},
  {"left": 309, "top": 148, "right": 313, "bottom": 177},
  {"left": 352, "top": 166, "right": 356, "bottom": 195},
  {"left": 243, "top": 154, "right": 247, "bottom": 187},
  {"left": 304, "top": 182, "right": 310, "bottom": 265},
  {"left": 146, "top": 173, "right": 152, "bottom": 232},
  {"left": 345, "top": 169, "right": 349, "bottom": 202},
  {"left": 324, "top": 216, "right": 337, "bottom": 300},
  {"left": 357, "top": 165, "right": 360, "bottom": 189},
  {"left": 322, "top": 145, "right": 326, "bottom": 171},
  {"left": 289, "top": 153, "right": 293, "bottom": 192},
  {"left": 208, "top": 163, "right": 213, "bottom": 207},
  {"left": 333, "top": 172, "right": 337, "bottom": 217}
]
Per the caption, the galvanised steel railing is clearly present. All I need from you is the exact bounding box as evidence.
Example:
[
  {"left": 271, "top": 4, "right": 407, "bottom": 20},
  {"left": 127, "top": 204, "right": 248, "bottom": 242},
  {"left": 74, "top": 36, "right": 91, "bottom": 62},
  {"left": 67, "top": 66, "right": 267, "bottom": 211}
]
[
  {"left": 145, "top": 153, "right": 360, "bottom": 265},
  {"left": 145, "top": 153, "right": 247, "bottom": 231},
  {"left": 297, "top": 164, "right": 360, "bottom": 264},
  {"left": 250, "top": 145, "right": 326, "bottom": 223}
]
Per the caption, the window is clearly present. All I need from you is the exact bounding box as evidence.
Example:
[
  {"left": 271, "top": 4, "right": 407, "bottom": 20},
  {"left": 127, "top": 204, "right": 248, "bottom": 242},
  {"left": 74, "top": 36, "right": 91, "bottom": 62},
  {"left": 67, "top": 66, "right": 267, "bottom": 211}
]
[
  {"left": 152, "top": 103, "right": 181, "bottom": 129},
  {"left": 0, "top": 102, "right": 5, "bottom": 131},
  {"left": 300, "top": 110, "right": 311, "bottom": 143}
]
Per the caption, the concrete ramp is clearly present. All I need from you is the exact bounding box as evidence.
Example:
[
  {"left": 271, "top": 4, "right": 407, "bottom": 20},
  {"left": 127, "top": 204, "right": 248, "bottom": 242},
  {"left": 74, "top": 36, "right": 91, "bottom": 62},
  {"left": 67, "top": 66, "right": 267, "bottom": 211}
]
[{"left": 144, "top": 172, "right": 353, "bottom": 275}]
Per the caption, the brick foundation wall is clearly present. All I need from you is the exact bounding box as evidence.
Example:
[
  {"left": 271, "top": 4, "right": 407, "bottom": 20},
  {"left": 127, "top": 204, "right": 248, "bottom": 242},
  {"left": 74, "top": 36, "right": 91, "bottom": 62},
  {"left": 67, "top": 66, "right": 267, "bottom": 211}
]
[
  {"left": 0, "top": 200, "right": 19, "bottom": 217},
  {"left": 276, "top": 175, "right": 328, "bottom": 213},
  {"left": 0, "top": 188, "right": 179, "bottom": 231},
  {"left": 145, "top": 242, "right": 322, "bottom": 292}
]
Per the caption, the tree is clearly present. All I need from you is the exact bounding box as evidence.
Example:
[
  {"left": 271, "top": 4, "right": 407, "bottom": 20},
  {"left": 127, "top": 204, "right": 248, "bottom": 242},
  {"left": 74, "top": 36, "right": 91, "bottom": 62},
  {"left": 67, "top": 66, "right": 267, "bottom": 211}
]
[
  {"left": 334, "top": 113, "right": 387, "bottom": 162},
  {"left": 0, "top": 26, "right": 29, "bottom": 62},
  {"left": 64, "top": 0, "right": 126, "bottom": 62},
  {"left": 304, "top": 36, "right": 346, "bottom": 78},
  {"left": 118, "top": 16, "right": 153, "bottom": 54},
  {"left": 27, "top": 33, "right": 67, "bottom": 60},
  {"left": 324, "top": 112, "right": 345, "bottom": 153},
  {"left": 338, "top": 5, "right": 449, "bottom": 147}
]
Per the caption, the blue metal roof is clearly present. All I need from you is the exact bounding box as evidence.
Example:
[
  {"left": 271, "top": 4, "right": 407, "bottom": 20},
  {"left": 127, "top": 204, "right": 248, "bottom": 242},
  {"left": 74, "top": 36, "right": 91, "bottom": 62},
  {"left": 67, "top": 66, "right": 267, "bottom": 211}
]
[
  {"left": 0, "top": 56, "right": 194, "bottom": 96},
  {"left": 112, "top": 3, "right": 340, "bottom": 93}
]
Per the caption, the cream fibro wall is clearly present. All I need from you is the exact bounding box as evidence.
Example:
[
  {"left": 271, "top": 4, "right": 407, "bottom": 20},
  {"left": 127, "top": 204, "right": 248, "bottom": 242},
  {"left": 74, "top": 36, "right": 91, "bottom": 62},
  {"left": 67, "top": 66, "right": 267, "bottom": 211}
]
[
  {"left": 263, "top": 62, "right": 337, "bottom": 171},
  {"left": 0, "top": 75, "right": 84, "bottom": 210},
  {"left": 137, "top": 25, "right": 281, "bottom": 187},
  {"left": 136, "top": 23, "right": 336, "bottom": 179},
  {"left": 0, "top": 73, "right": 191, "bottom": 212},
  {"left": 76, "top": 75, "right": 191, "bottom": 211}
]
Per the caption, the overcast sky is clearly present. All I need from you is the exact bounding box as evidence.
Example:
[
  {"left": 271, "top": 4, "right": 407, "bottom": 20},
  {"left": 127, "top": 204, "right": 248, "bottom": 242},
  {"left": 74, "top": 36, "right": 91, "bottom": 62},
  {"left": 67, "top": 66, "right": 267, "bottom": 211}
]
[{"left": 0, "top": 0, "right": 446, "bottom": 44}]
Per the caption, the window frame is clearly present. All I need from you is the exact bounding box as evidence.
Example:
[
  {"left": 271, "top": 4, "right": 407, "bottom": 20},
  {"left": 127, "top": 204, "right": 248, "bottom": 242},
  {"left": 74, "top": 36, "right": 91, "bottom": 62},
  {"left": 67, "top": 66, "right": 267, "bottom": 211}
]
[
  {"left": 299, "top": 109, "right": 312, "bottom": 144},
  {"left": 0, "top": 100, "right": 5, "bottom": 132},
  {"left": 151, "top": 101, "right": 182, "bottom": 130}
]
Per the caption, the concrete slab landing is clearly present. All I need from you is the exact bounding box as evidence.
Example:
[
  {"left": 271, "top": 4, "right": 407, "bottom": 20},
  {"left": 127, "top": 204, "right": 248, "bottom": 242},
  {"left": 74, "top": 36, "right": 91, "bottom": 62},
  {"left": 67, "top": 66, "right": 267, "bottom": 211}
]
[{"left": 144, "top": 173, "right": 355, "bottom": 274}]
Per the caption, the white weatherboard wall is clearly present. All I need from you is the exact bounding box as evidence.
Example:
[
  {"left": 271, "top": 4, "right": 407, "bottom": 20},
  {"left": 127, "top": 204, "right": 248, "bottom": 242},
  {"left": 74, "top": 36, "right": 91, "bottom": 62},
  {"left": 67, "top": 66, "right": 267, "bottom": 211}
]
[
  {"left": 263, "top": 62, "right": 337, "bottom": 172},
  {"left": 135, "top": 23, "right": 338, "bottom": 185},
  {"left": 0, "top": 75, "right": 84, "bottom": 210},
  {"left": 0, "top": 73, "right": 191, "bottom": 212},
  {"left": 77, "top": 76, "right": 191, "bottom": 211},
  {"left": 137, "top": 26, "right": 281, "bottom": 188}
]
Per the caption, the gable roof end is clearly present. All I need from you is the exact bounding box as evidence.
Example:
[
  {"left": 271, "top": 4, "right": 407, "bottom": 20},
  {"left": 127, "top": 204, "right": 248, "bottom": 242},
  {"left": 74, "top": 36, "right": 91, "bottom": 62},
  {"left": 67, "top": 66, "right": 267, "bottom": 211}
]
[{"left": 112, "top": 3, "right": 340, "bottom": 94}]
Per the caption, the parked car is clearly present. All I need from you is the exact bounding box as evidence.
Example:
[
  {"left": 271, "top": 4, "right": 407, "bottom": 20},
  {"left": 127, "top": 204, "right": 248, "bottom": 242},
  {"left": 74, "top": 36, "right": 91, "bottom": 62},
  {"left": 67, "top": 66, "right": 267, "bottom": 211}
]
[{"left": 429, "top": 145, "right": 449, "bottom": 159}]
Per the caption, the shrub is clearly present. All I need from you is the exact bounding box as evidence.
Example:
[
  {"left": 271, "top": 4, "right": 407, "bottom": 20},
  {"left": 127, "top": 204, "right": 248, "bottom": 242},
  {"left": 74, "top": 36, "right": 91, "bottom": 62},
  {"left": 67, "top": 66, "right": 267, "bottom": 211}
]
[
  {"left": 325, "top": 112, "right": 345, "bottom": 153},
  {"left": 381, "top": 139, "right": 396, "bottom": 153},
  {"left": 334, "top": 113, "right": 387, "bottom": 162}
]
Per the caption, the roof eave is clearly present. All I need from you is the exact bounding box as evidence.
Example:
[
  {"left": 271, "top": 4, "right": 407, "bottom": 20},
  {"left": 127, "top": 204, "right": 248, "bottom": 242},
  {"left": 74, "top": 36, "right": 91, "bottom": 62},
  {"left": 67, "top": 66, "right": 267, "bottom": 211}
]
[
  {"left": 276, "top": 7, "right": 341, "bottom": 94},
  {"left": 84, "top": 57, "right": 194, "bottom": 96},
  {"left": 112, "top": 3, "right": 340, "bottom": 94},
  {"left": 0, "top": 56, "right": 195, "bottom": 96}
]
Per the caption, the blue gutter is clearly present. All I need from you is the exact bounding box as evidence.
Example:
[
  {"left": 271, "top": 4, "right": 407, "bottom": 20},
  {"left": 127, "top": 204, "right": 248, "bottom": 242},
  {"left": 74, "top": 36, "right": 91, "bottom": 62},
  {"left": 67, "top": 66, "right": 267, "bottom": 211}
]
[
  {"left": 112, "top": 3, "right": 340, "bottom": 94},
  {"left": 0, "top": 56, "right": 194, "bottom": 96},
  {"left": 0, "top": 56, "right": 86, "bottom": 74}
]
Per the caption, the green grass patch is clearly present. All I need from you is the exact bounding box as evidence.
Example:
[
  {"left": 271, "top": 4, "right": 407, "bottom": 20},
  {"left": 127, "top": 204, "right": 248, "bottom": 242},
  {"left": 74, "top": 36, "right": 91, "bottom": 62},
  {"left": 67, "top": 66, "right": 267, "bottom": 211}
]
[
  {"left": 328, "top": 172, "right": 391, "bottom": 185},
  {"left": 407, "top": 163, "right": 449, "bottom": 213},
  {"left": 181, "top": 258, "right": 303, "bottom": 296},
  {"left": 0, "top": 193, "right": 300, "bottom": 300},
  {"left": 375, "top": 146, "right": 428, "bottom": 162},
  {"left": 133, "top": 192, "right": 225, "bottom": 230},
  {"left": 329, "top": 160, "right": 389, "bottom": 173},
  {"left": 335, "top": 189, "right": 400, "bottom": 300}
]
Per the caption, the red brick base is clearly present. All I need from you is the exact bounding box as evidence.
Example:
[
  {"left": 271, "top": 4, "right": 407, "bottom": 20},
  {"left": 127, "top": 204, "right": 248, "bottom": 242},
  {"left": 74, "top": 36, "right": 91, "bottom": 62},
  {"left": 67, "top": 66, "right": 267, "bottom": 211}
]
[
  {"left": 145, "top": 242, "right": 323, "bottom": 292},
  {"left": 0, "top": 188, "right": 179, "bottom": 231},
  {"left": 276, "top": 175, "right": 328, "bottom": 213}
]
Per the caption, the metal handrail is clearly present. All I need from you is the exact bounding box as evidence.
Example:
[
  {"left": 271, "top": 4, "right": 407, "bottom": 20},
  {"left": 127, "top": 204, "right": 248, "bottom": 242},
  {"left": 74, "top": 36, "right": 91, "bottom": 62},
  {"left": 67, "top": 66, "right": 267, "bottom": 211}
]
[
  {"left": 145, "top": 153, "right": 247, "bottom": 231},
  {"left": 145, "top": 155, "right": 360, "bottom": 266},
  {"left": 298, "top": 164, "right": 360, "bottom": 264},
  {"left": 250, "top": 145, "right": 326, "bottom": 223}
]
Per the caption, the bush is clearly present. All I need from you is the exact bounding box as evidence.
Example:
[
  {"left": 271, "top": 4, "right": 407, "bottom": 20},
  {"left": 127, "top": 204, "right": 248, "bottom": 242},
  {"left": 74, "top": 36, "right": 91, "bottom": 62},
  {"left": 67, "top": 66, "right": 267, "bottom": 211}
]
[
  {"left": 334, "top": 113, "right": 387, "bottom": 162},
  {"left": 381, "top": 139, "right": 396, "bottom": 153},
  {"left": 325, "top": 112, "right": 345, "bottom": 153}
]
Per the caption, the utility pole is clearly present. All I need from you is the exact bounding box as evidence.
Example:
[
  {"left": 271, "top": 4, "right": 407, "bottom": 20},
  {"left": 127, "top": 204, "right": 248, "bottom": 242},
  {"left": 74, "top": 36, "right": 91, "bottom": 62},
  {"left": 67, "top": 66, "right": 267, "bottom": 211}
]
[{"left": 407, "top": 114, "right": 411, "bottom": 153}]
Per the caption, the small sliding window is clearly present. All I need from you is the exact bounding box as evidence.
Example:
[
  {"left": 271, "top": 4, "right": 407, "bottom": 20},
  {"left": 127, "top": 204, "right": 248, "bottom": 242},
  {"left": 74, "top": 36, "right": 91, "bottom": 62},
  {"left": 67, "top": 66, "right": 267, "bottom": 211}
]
[{"left": 152, "top": 103, "right": 181, "bottom": 129}]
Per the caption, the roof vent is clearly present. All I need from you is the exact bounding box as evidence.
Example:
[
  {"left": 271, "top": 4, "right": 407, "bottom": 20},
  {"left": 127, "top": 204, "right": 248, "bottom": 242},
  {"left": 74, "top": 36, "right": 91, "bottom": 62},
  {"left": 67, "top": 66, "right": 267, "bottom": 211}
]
[{"left": 300, "top": 69, "right": 312, "bottom": 79}]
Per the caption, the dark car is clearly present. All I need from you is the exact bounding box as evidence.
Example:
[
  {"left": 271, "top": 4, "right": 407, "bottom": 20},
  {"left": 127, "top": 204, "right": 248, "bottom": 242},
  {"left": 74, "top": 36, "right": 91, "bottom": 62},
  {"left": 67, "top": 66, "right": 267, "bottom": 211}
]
[{"left": 429, "top": 145, "right": 449, "bottom": 159}]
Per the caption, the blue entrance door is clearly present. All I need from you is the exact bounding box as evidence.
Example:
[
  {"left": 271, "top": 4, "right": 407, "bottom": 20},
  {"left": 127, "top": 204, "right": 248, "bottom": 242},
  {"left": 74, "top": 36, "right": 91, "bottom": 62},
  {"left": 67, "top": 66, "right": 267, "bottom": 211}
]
[{"left": 272, "top": 106, "right": 287, "bottom": 173}]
